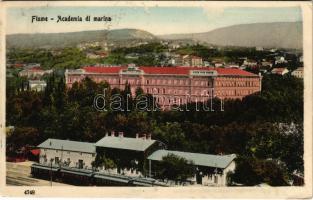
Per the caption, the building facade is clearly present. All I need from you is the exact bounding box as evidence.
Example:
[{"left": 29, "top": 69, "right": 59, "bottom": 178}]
[
  {"left": 147, "top": 150, "right": 236, "bottom": 186},
  {"left": 291, "top": 67, "right": 304, "bottom": 79},
  {"left": 65, "top": 66, "right": 262, "bottom": 107},
  {"left": 33, "top": 134, "right": 237, "bottom": 186},
  {"left": 38, "top": 139, "right": 96, "bottom": 169},
  {"left": 29, "top": 80, "right": 47, "bottom": 91},
  {"left": 271, "top": 67, "right": 289, "bottom": 75}
]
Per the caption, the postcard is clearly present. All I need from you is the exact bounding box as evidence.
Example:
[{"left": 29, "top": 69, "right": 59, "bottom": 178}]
[{"left": 0, "top": 1, "right": 312, "bottom": 198}]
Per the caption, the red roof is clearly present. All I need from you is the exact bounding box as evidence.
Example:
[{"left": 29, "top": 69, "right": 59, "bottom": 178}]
[
  {"left": 83, "top": 66, "right": 123, "bottom": 74},
  {"left": 30, "top": 149, "right": 40, "bottom": 155},
  {"left": 82, "top": 66, "right": 257, "bottom": 76}
]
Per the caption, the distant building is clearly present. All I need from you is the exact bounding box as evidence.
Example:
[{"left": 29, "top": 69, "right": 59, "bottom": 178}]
[
  {"left": 275, "top": 56, "right": 288, "bottom": 65},
  {"left": 271, "top": 67, "right": 289, "bottom": 75},
  {"left": 169, "top": 54, "right": 183, "bottom": 66},
  {"left": 29, "top": 80, "right": 47, "bottom": 91},
  {"left": 191, "top": 56, "right": 203, "bottom": 67},
  {"left": 291, "top": 67, "right": 304, "bottom": 79},
  {"left": 261, "top": 61, "right": 273, "bottom": 69},
  {"left": 37, "top": 139, "right": 96, "bottom": 169},
  {"left": 243, "top": 59, "right": 257, "bottom": 67},
  {"left": 19, "top": 67, "right": 52, "bottom": 78},
  {"left": 182, "top": 55, "right": 203, "bottom": 67},
  {"left": 256, "top": 47, "right": 264, "bottom": 51},
  {"left": 86, "top": 52, "right": 101, "bottom": 59},
  {"left": 147, "top": 150, "right": 236, "bottom": 186}
]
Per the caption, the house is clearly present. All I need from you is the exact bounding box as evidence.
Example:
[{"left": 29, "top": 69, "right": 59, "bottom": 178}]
[
  {"left": 86, "top": 52, "right": 101, "bottom": 59},
  {"left": 275, "top": 56, "right": 288, "bottom": 65},
  {"left": 291, "top": 67, "right": 304, "bottom": 79},
  {"left": 147, "top": 150, "right": 236, "bottom": 186},
  {"left": 191, "top": 56, "right": 203, "bottom": 67},
  {"left": 95, "top": 132, "right": 164, "bottom": 177},
  {"left": 261, "top": 61, "right": 273, "bottom": 69},
  {"left": 243, "top": 59, "right": 257, "bottom": 67},
  {"left": 37, "top": 138, "right": 96, "bottom": 169},
  {"left": 29, "top": 80, "right": 47, "bottom": 91},
  {"left": 19, "top": 67, "right": 53, "bottom": 78},
  {"left": 169, "top": 54, "right": 183, "bottom": 66},
  {"left": 271, "top": 68, "right": 289, "bottom": 75},
  {"left": 181, "top": 55, "right": 203, "bottom": 67}
]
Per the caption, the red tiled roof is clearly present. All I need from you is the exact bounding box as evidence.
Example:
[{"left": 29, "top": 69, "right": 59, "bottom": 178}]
[
  {"left": 83, "top": 66, "right": 124, "bottom": 73},
  {"left": 82, "top": 66, "right": 257, "bottom": 76}
]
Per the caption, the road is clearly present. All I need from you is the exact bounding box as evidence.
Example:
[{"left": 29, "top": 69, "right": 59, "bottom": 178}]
[{"left": 6, "top": 161, "right": 71, "bottom": 186}]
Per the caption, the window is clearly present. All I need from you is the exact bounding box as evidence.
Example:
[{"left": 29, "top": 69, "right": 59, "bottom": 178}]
[
  {"left": 80, "top": 152, "right": 83, "bottom": 155},
  {"left": 78, "top": 159, "right": 84, "bottom": 169},
  {"left": 55, "top": 157, "right": 59, "bottom": 165},
  {"left": 92, "top": 153, "right": 95, "bottom": 157}
]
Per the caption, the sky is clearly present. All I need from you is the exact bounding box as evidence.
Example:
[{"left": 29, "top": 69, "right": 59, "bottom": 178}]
[{"left": 6, "top": 6, "right": 302, "bottom": 35}]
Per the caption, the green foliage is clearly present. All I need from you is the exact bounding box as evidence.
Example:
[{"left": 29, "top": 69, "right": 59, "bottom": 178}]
[
  {"left": 228, "top": 156, "right": 290, "bottom": 186},
  {"left": 155, "top": 153, "right": 196, "bottom": 181},
  {"left": 7, "top": 48, "right": 97, "bottom": 70},
  {"left": 94, "top": 154, "right": 116, "bottom": 169}
]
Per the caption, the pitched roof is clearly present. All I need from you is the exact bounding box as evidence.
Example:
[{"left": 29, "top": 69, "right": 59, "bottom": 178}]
[
  {"left": 38, "top": 138, "right": 96, "bottom": 153},
  {"left": 271, "top": 68, "right": 288, "bottom": 73},
  {"left": 95, "top": 136, "right": 156, "bottom": 152},
  {"left": 83, "top": 66, "right": 123, "bottom": 74},
  {"left": 82, "top": 66, "right": 257, "bottom": 77},
  {"left": 147, "top": 150, "right": 236, "bottom": 169}
]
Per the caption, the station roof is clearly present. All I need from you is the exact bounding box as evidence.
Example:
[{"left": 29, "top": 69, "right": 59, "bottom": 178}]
[
  {"left": 147, "top": 150, "right": 236, "bottom": 169},
  {"left": 38, "top": 138, "right": 96, "bottom": 154},
  {"left": 95, "top": 136, "right": 156, "bottom": 152}
]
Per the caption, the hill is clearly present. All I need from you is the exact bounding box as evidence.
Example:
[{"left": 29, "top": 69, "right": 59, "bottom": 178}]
[
  {"left": 6, "top": 28, "right": 157, "bottom": 49},
  {"left": 159, "top": 22, "right": 303, "bottom": 49}
]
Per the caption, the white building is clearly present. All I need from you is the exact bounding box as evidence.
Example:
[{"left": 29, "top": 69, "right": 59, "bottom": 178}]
[
  {"left": 271, "top": 68, "right": 289, "bottom": 75},
  {"left": 38, "top": 139, "right": 96, "bottom": 169},
  {"left": 291, "top": 67, "right": 304, "bottom": 79},
  {"left": 29, "top": 80, "right": 47, "bottom": 91},
  {"left": 147, "top": 150, "right": 236, "bottom": 186}
]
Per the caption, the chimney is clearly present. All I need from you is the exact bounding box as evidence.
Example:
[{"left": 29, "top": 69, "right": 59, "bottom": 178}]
[
  {"left": 111, "top": 130, "right": 115, "bottom": 137},
  {"left": 136, "top": 133, "right": 139, "bottom": 139},
  {"left": 147, "top": 133, "right": 152, "bottom": 140},
  {"left": 105, "top": 132, "right": 109, "bottom": 137},
  {"left": 119, "top": 132, "right": 124, "bottom": 138}
]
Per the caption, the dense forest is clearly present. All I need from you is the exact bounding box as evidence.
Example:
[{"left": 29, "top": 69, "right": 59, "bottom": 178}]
[{"left": 6, "top": 71, "right": 303, "bottom": 186}]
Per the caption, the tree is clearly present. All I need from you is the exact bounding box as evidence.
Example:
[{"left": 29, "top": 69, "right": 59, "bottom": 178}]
[{"left": 155, "top": 153, "right": 196, "bottom": 182}]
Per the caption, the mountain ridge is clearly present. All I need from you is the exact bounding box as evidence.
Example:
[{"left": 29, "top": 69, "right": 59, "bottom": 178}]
[
  {"left": 159, "top": 22, "right": 303, "bottom": 49},
  {"left": 6, "top": 22, "right": 302, "bottom": 49}
]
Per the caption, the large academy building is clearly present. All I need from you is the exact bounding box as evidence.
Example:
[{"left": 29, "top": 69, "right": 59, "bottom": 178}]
[{"left": 65, "top": 65, "right": 262, "bottom": 107}]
